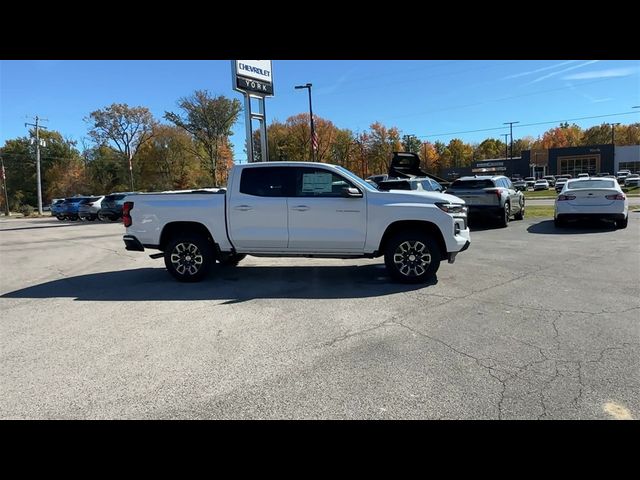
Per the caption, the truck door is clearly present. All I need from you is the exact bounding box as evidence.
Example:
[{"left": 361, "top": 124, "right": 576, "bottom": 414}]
[
  {"left": 227, "top": 166, "right": 292, "bottom": 251},
  {"left": 287, "top": 166, "right": 367, "bottom": 252}
]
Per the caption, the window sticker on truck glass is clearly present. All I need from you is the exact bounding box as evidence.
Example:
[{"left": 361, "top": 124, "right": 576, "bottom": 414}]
[{"left": 302, "top": 173, "right": 333, "bottom": 193}]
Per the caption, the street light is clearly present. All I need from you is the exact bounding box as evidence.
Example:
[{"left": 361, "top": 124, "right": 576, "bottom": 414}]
[{"left": 295, "top": 83, "right": 316, "bottom": 162}]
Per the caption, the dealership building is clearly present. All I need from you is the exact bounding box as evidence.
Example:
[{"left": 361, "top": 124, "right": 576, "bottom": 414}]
[{"left": 441, "top": 144, "right": 640, "bottom": 180}]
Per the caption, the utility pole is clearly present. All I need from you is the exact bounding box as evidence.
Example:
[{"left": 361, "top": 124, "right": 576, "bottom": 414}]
[
  {"left": 608, "top": 122, "right": 620, "bottom": 145},
  {"left": 1, "top": 156, "right": 10, "bottom": 216},
  {"left": 609, "top": 122, "right": 621, "bottom": 174},
  {"left": 25, "top": 115, "right": 48, "bottom": 215},
  {"left": 501, "top": 133, "right": 509, "bottom": 160},
  {"left": 503, "top": 121, "right": 519, "bottom": 161}
]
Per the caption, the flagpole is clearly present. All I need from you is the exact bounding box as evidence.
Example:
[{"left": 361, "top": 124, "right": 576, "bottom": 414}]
[{"left": 307, "top": 85, "right": 316, "bottom": 162}]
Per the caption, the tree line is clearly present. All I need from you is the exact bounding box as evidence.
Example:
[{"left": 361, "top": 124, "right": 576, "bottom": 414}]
[{"left": 1, "top": 88, "right": 638, "bottom": 212}]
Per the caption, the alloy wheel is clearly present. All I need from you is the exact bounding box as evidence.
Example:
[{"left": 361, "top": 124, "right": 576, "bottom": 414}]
[
  {"left": 170, "top": 242, "right": 204, "bottom": 276},
  {"left": 393, "top": 240, "right": 431, "bottom": 277}
]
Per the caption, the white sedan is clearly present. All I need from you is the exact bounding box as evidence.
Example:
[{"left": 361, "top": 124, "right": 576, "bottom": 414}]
[{"left": 554, "top": 178, "right": 629, "bottom": 228}]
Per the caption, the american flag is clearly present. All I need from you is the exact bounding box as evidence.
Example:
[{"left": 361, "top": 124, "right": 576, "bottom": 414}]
[{"left": 312, "top": 130, "right": 318, "bottom": 151}]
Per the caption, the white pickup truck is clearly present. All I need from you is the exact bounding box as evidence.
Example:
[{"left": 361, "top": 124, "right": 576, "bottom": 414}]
[{"left": 121, "top": 162, "right": 471, "bottom": 283}]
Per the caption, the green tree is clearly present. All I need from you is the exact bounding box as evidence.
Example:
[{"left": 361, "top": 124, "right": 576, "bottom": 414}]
[
  {"left": 0, "top": 130, "right": 83, "bottom": 208},
  {"left": 85, "top": 103, "right": 155, "bottom": 190},
  {"left": 447, "top": 138, "right": 473, "bottom": 168},
  {"left": 475, "top": 138, "right": 505, "bottom": 160},
  {"left": 402, "top": 134, "right": 422, "bottom": 153},
  {"left": 164, "top": 90, "right": 242, "bottom": 186}
]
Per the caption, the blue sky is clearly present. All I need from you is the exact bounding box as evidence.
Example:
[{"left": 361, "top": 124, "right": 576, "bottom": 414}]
[{"left": 1, "top": 60, "right": 639, "bottom": 161}]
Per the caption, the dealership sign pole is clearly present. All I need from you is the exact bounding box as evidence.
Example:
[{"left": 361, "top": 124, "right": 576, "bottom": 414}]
[{"left": 231, "top": 60, "right": 274, "bottom": 163}]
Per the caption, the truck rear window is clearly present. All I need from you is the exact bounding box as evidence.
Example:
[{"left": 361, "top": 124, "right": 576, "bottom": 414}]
[{"left": 450, "top": 179, "right": 494, "bottom": 189}]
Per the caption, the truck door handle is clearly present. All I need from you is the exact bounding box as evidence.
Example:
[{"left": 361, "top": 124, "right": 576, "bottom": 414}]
[
  {"left": 291, "top": 205, "right": 309, "bottom": 211},
  {"left": 234, "top": 205, "right": 253, "bottom": 211}
]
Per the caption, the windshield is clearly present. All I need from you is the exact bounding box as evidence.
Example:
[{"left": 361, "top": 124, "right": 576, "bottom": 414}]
[{"left": 335, "top": 166, "right": 378, "bottom": 192}]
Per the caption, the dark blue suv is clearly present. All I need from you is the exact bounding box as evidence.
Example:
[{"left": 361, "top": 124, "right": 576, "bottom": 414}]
[{"left": 60, "top": 197, "right": 91, "bottom": 221}]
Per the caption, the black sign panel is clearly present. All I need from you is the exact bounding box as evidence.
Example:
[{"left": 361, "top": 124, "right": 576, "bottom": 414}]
[{"left": 236, "top": 76, "right": 273, "bottom": 95}]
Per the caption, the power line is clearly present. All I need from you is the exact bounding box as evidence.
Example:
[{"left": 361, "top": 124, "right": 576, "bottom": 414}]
[
  {"left": 417, "top": 111, "right": 640, "bottom": 139},
  {"left": 380, "top": 75, "right": 630, "bottom": 123}
]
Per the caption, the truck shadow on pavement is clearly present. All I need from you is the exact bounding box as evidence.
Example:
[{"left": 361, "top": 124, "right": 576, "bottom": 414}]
[
  {"left": 1, "top": 264, "right": 435, "bottom": 303},
  {"left": 527, "top": 219, "right": 619, "bottom": 235}
]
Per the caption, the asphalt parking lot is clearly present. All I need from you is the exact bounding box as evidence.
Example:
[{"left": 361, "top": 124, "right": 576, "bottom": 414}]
[{"left": 1, "top": 212, "right": 639, "bottom": 419}]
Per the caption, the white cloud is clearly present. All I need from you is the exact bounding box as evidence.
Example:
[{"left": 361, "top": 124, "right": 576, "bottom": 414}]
[
  {"left": 563, "top": 67, "right": 638, "bottom": 80},
  {"left": 529, "top": 60, "right": 599, "bottom": 84},
  {"left": 502, "top": 60, "right": 577, "bottom": 80}
]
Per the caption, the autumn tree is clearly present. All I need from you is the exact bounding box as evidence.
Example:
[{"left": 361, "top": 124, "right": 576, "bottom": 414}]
[
  {"left": 85, "top": 103, "right": 155, "bottom": 190},
  {"left": 540, "top": 122, "right": 583, "bottom": 149},
  {"left": 366, "top": 122, "right": 402, "bottom": 174},
  {"left": 581, "top": 123, "right": 612, "bottom": 145},
  {"left": 617, "top": 123, "right": 640, "bottom": 145},
  {"left": 164, "top": 90, "right": 242, "bottom": 186},
  {"left": 135, "top": 125, "right": 208, "bottom": 191},
  {"left": 419, "top": 141, "right": 439, "bottom": 173}
]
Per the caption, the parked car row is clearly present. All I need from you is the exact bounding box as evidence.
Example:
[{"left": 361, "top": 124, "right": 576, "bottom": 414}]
[{"left": 51, "top": 193, "right": 138, "bottom": 221}]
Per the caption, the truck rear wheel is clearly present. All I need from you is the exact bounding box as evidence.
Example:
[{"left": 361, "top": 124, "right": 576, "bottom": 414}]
[
  {"left": 384, "top": 231, "right": 440, "bottom": 283},
  {"left": 164, "top": 234, "right": 214, "bottom": 282}
]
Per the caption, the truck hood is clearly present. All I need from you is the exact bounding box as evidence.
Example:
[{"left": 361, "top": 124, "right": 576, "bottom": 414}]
[{"left": 383, "top": 189, "right": 466, "bottom": 204}]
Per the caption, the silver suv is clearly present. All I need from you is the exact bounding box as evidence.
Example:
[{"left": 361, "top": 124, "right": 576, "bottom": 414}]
[{"left": 446, "top": 175, "right": 525, "bottom": 227}]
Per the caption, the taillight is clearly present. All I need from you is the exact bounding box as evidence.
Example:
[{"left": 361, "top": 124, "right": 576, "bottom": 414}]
[
  {"left": 605, "top": 193, "right": 626, "bottom": 200},
  {"left": 123, "top": 201, "right": 133, "bottom": 227},
  {"left": 557, "top": 194, "right": 576, "bottom": 201},
  {"left": 486, "top": 189, "right": 502, "bottom": 201}
]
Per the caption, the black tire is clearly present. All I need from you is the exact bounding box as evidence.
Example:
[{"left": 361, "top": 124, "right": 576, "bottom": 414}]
[
  {"left": 514, "top": 201, "right": 525, "bottom": 220},
  {"left": 384, "top": 231, "right": 441, "bottom": 284},
  {"left": 164, "top": 234, "right": 214, "bottom": 282},
  {"left": 554, "top": 216, "right": 566, "bottom": 228},
  {"left": 499, "top": 202, "right": 510, "bottom": 228},
  {"left": 97, "top": 212, "right": 107, "bottom": 221},
  {"left": 219, "top": 253, "right": 247, "bottom": 267},
  {"left": 56, "top": 214, "right": 65, "bottom": 221},
  {"left": 616, "top": 216, "right": 628, "bottom": 229}
]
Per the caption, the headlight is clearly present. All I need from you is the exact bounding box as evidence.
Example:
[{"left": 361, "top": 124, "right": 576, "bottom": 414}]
[{"left": 435, "top": 202, "right": 467, "bottom": 215}]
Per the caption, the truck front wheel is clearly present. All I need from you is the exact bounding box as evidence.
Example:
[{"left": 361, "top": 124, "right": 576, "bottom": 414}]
[
  {"left": 164, "top": 234, "right": 214, "bottom": 282},
  {"left": 384, "top": 231, "right": 441, "bottom": 283}
]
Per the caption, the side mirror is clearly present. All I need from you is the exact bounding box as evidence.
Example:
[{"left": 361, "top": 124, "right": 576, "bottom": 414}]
[{"left": 342, "top": 187, "right": 363, "bottom": 198}]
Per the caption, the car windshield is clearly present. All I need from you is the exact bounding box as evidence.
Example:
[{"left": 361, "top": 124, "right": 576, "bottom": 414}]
[
  {"left": 450, "top": 179, "right": 494, "bottom": 189},
  {"left": 567, "top": 180, "right": 615, "bottom": 189},
  {"left": 334, "top": 166, "right": 377, "bottom": 192}
]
